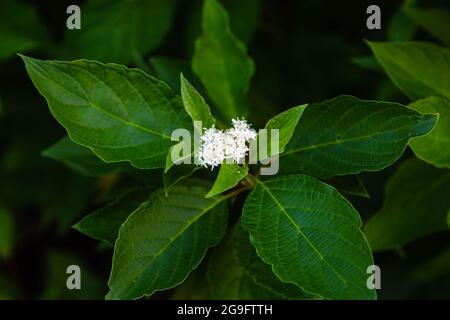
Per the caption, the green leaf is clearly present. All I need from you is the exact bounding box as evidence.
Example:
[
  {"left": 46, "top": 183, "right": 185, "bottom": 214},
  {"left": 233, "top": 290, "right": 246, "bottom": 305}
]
[
  {"left": 44, "top": 172, "right": 93, "bottom": 231},
  {"left": 387, "top": 9, "right": 416, "bottom": 41},
  {"left": 74, "top": 187, "right": 152, "bottom": 245},
  {"left": 180, "top": 73, "right": 215, "bottom": 128},
  {"left": 207, "top": 226, "right": 311, "bottom": 300},
  {"left": 410, "top": 249, "right": 450, "bottom": 285},
  {"left": 351, "top": 55, "right": 383, "bottom": 73},
  {"left": 107, "top": 182, "right": 228, "bottom": 299},
  {"left": 280, "top": 95, "right": 437, "bottom": 179},
  {"left": 192, "top": 0, "right": 255, "bottom": 121},
  {"left": 327, "top": 175, "right": 370, "bottom": 199},
  {"left": 62, "top": 0, "right": 176, "bottom": 64},
  {"left": 234, "top": 223, "right": 315, "bottom": 300},
  {"left": 21, "top": 55, "right": 192, "bottom": 169},
  {"left": 43, "top": 136, "right": 134, "bottom": 176},
  {"left": 0, "top": 207, "right": 14, "bottom": 260},
  {"left": 242, "top": 174, "right": 376, "bottom": 300},
  {"left": 149, "top": 57, "right": 197, "bottom": 93},
  {"left": 164, "top": 75, "right": 213, "bottom": 179},
  {"left": 0, "top": 31, "right": 36, "bottom": 62},
  {"left": 364, "top": 158, "right": 450, "bottom": 251},
  {"left": 368, "top": 41, "right": 450, "bottom": 100},
  {"left": 206, "top": 164, "right": 248, "bottom": 198},
  {"left": 170, "top": 266, "right": 210, "bottom": 299},
  {"left": 404, "top": 6, "right": 450, "bottom": 46},
  {"left": 0, "top": 0, "right": 48, "bottom": 61},
  {"left": 409, "top": 97, "right": 450, "bottom": 168},
  {"left": 222, "top": 0, "right": 261, "bottom": 44},
  {"left": 184, "top": 0, "right": 260, "bottom": 57},
  {"left": 207, "top": 233, "right": 271, "bottom": 299},
  {"left": 163, "top": 164, "right": 201, "bottom": 195},
  {"left": 260, "top": 105, "right": 307, "bottom": 156}
]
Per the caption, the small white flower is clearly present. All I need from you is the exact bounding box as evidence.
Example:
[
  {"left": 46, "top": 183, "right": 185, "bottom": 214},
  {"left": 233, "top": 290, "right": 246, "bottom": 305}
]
[{"left": 196, "top": 118, "right": 256, "bottom": 169}]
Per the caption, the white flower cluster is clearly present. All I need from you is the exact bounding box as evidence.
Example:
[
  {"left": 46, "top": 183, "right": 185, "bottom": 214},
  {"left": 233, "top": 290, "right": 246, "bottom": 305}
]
[{"left": 196, "top": 118, "right": 257, "bottom": 169}]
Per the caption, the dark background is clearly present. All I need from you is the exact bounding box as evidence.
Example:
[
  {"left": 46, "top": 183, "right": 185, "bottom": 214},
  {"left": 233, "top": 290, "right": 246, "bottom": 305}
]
[{"left": 0, "top": 0, "right": 449, "bottom": 299}]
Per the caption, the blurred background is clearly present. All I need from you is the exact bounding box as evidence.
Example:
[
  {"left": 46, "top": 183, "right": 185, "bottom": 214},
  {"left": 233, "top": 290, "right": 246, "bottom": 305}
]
[{"left": 0, "top": 0, "right": 449, "bottom": 299}]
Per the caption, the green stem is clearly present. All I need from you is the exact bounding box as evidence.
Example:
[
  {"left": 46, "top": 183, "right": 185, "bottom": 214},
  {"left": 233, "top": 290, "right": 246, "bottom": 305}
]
[
  {"left": 224, "top": 183, "right": 253, "bottom": 200},
  {"left": 245, "top": 173, "right": 259, "bottom": 186}
]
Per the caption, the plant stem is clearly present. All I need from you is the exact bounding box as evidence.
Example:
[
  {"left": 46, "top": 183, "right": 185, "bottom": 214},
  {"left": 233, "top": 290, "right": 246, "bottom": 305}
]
[
  {"left": 224, "top": 184, "right": 253, "bottom": 200},
  {"left": 245, "top": 173, "right": 259, "bottom": 186}
]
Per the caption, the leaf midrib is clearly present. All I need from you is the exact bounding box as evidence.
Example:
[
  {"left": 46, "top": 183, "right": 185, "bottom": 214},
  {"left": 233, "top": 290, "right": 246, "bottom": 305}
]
[
  {"left": 255, "top": 178, "right": 350, "bottom": 292},
  {"left": 281, "top": 122, "right": 417, "bottom": 158},
  {"left": 31, "top": 58, "right": 173, "bottom": 140},
  {"left": 110, "top": 191, "right": 226, "bottom": 296},
  {"left": 88, "top": 101, "right": 171, "bottom": 139}
]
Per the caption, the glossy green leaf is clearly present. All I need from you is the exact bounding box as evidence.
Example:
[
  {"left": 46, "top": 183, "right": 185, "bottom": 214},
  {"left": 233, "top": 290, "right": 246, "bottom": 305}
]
[
  {"left": 62, "top": 0, "right": 176, "bottom": 64},
  {"left": 234, "top": 223, "right": 315, "bottom": 300},
  {"left": 107, "top": 182, "right": 228, "bottom": 299},
  {"left": 404, "top": 6, "right": 450, "bottom": 46},
  {"left": 74, "top": 187, "right": 152, "bottom": 245},
  {"left": 206, "top": 164, "right": 248, "bottom": 198},
  {"left": 409, "top": 97, "right": 450, "bottom": 168},
  {"left": 368, "top": 41, "right": 450, "bottom": 100},
  {"left": 192, "top": 0, "right": 255, "bottom": 121},
  {"left": 163, "top": 74, "right": 213, "bottom": 179},
  {"left": 364, "top": 158, "right": 450, "bottom": 251},
  {"left": 0, "top": 207, "right": 14, "bottom": 260},
  {"left": 242, "top": 175, "right": 376, "bottom": 300},
  {"left": 280, "top": 95, "right": 437, "bottom": 179},
  {"left": 260, "top": 104, "right": 307, "bottom": 156},
  {"left": 21, "top": 55, "right": 192, "bottom": 169},
  {"left": 180, "top": 74, "right": 215, "bottom": 128},
  {"left": 43, "top": 136, "right": 133, "bottom": 176}
]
